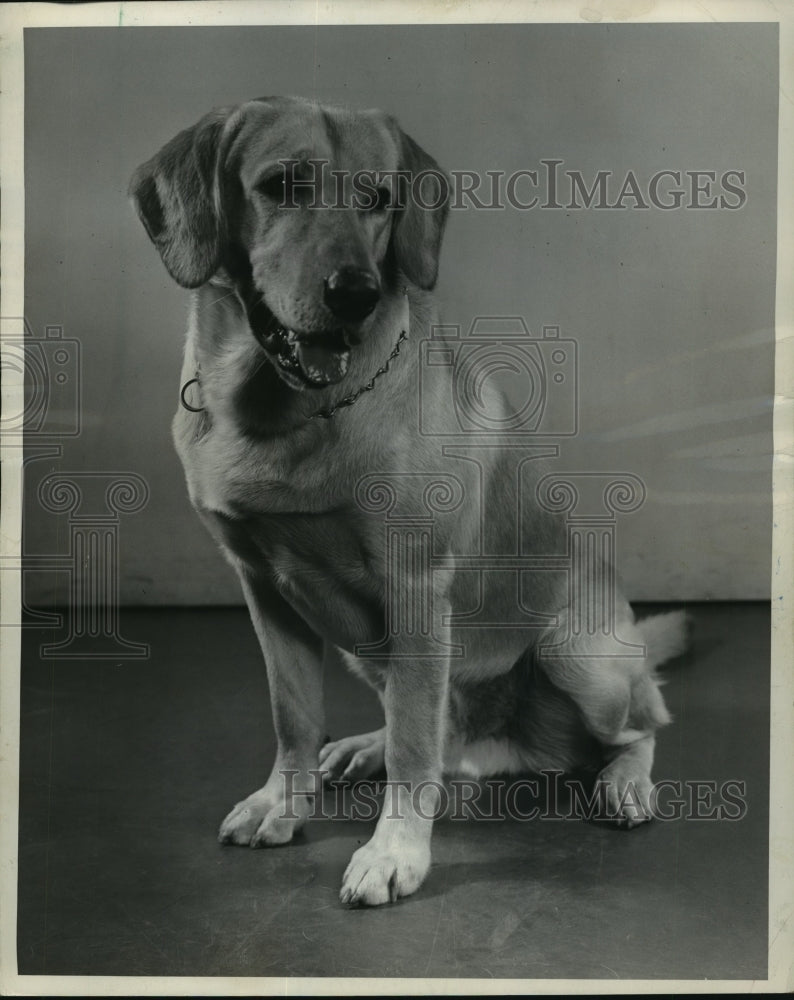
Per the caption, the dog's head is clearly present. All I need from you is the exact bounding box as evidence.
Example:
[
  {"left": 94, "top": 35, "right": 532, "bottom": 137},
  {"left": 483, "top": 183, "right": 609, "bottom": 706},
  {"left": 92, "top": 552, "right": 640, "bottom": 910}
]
[{"left": 130, "top": 96, "right": 449, "bottom": 389}]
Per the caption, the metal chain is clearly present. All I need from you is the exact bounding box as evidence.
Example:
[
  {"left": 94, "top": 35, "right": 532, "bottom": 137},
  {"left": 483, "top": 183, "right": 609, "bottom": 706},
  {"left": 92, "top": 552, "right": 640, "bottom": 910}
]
[
  {"left": 181, "top": 290, "right": 409, "bottom": 421},
  {"left": 180, "top": 331, "right": 408, "bottom": 421},
  {"left": 309, "top": 329, "right": 408, "bottom": 420}
]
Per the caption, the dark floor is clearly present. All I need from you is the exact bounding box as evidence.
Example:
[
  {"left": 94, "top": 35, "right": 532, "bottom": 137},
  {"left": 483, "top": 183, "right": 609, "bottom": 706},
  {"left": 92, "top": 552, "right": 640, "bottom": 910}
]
[{"left": 16, "top": 603, "right": 769, "bottom": 980}]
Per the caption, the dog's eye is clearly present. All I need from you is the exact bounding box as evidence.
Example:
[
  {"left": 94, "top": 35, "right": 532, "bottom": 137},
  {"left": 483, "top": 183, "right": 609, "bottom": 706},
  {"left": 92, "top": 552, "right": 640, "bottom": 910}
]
[
  {"left": 357, "top": 186, "right": 392, "bottom": 213},
  {"left": 257, "top": 171, "right": 292, "bottom": 202},
  {"left": 369, "top": 187, "right": 391, "bottom": 212}
]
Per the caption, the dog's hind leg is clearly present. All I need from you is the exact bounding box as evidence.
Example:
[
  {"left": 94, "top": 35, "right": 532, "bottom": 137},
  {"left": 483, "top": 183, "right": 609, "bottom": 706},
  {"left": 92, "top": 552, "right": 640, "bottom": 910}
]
[
  {"left": 319, "top": 728, "right": 386, "bottom": 782},
  {"left": 536, "top": 609, "right": 683, "bottom": 826},
  {"left": 597, "top": 732, "right": 657, "bottom": 827}
]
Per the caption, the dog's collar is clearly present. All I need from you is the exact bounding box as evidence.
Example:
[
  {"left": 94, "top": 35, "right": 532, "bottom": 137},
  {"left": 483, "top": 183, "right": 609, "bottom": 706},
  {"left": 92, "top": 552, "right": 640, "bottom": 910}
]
[
  {"left": 308, "top": 326, "right": 407, "bottom": 420},
  {"left": 179, "top": 290, "right": 410, "bottom": 420},
  {"left": 180, "top": 374, "right": 205, "bottom": 413}
]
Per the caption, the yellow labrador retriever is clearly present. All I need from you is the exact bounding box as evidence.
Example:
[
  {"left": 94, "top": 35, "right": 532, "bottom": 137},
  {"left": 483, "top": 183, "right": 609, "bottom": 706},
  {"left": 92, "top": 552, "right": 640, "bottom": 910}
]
[{"left": 130, "top": 95, "right": 686, "bottom": 906}]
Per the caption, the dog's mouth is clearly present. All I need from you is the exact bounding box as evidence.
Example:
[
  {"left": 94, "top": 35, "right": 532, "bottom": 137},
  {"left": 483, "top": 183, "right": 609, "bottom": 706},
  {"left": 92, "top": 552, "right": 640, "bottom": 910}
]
[{"left": 247, "top": 299, "right": 351, "bottom": 389}]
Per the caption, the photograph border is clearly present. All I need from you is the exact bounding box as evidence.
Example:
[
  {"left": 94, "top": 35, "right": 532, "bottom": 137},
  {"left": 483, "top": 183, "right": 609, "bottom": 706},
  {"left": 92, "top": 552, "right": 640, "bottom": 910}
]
[{"left": 1, "top": 1, "right": 791, "bottom": 994}]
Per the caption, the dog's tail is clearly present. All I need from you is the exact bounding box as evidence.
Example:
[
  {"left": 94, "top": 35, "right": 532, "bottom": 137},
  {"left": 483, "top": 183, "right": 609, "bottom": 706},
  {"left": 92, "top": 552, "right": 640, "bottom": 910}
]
[{"left": 638, "top": 610, "right": 690, "bottom": 670}]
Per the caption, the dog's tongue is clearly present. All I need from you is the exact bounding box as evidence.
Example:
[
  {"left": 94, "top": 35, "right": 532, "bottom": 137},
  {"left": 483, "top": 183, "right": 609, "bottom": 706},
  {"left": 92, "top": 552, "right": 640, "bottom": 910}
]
[{"left": 294, "top": 340, "right": 350, "bottom": 386}]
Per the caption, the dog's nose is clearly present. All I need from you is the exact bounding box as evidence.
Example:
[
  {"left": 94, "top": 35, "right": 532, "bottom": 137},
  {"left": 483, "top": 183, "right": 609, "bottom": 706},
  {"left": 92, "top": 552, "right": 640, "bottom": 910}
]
[{"left": 324, "top": 268, "right": 380, "bottom": 323}]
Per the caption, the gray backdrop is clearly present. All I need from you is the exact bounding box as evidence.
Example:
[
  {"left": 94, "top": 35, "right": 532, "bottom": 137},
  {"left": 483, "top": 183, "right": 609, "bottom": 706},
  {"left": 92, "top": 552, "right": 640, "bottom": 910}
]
[{"left": 23, "top": 23, "right": 777, "bottom": 604}]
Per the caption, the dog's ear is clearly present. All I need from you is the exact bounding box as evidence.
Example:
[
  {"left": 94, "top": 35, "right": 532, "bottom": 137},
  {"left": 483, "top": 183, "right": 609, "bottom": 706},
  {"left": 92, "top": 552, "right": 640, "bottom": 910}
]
[
  {"left": 129, "top": 107, "right": 240, "bottom": 288},
  {"left": 389, "top": 124, "right": 450, "bottom": 290}
]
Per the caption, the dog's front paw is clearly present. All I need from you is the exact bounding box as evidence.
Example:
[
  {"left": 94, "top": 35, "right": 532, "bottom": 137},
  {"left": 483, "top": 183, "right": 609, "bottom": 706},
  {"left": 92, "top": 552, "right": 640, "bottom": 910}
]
[
  {"left": 597, "top": 760, "right": 654, "bottom": 829},
  {"left": 339, "top": 838, "right": 431, "bottom": 906},
  {"left": 219, "top": 787, "right": 309, "bottom": 847}
]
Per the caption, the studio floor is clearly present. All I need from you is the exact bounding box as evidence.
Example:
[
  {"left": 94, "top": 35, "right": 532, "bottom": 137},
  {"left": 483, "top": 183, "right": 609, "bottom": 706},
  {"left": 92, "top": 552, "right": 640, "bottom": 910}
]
[{"left": 16, "top": 603, "right": 769, "bottom": 981}]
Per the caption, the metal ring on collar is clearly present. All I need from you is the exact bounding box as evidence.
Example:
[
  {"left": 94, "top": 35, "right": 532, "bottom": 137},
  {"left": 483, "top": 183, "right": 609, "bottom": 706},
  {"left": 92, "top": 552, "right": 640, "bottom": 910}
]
[{"left": 180, "top": 376, "right": 205, "bottom": 413}]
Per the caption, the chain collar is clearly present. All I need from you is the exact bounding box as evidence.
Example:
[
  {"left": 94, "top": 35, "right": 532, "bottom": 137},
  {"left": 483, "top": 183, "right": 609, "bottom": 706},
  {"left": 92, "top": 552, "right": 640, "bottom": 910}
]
[
  {"left": 309, "top": 328, "right": 407, "bottom": 420},
  {"left": 180, "top": 290, "right": 410, "bottom": 421}
]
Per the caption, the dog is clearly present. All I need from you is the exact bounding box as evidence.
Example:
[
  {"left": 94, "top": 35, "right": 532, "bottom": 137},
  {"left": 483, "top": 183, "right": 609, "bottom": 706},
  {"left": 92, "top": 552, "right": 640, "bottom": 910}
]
[{"left": 130, "top": 95, "right": 687, "bottom": 907}]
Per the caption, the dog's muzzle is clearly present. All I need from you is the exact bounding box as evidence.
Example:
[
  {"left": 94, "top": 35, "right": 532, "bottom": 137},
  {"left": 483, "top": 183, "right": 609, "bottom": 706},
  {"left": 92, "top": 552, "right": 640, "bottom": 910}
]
[
  {"left": 323, "top": 267, "right": 381, "bottom": 325},
  {"left": 246, "top": 296, "right": 351, "bottom": 388}
]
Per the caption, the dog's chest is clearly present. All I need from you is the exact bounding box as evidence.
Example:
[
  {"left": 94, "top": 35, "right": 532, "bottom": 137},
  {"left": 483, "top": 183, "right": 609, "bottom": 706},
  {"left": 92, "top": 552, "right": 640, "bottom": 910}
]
[
  {"left": 206, "top": 504, "right": 388, "bottom": 650},
  {"left": 176, "top": 416, "right": 388, "bottom": 647},
  {"left": 174, "top": 410, "right": 335, "bottom": 517}
]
